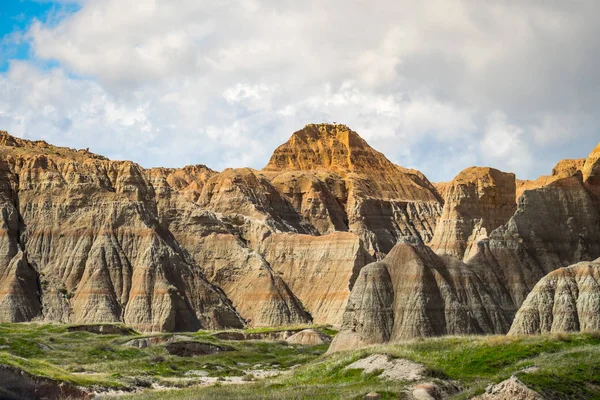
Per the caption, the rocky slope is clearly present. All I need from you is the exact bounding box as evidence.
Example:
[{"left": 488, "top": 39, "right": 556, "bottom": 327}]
[
  {"left": 0, "top": 134, "right": 244, "bottom": 331},
  {"left": 516, "top": 158, "right": 586, "bottom": 199},
  {"left": 261, "top": 232, "right": 374, "bottom": 325},
  {"left": 509, "top": 259, "right": 600, "bottom": 335}
]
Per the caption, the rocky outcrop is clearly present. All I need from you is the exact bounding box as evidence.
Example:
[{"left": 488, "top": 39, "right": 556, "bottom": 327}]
[
  {"left": 329, "top": 238, "right": 510, "bottom": 352},
  {"left": 264, "top": 170, "right": 348, "bottom": 235},
  {"left": 0, "top": 365, "right": 92, "bottom": 400},
  {"left": 0, "top": 159, "right": 41, "bottom": 323},
  {"left": 509, "top": 259, "right": 600, "bottom": 335},
  {"left": 473, "top": 376, "right": 543, "bottom": 400},
  {"left": 429, "top": 167, "right": 516, "bottom": 261},
  {"left": 469, "top": 173, "right": 600, "bottom": 311},
  {"left": 198, "top": 167, "right": 316, "bottom": 245},
  {"left": 1, "top": 123, "right": 597, "bottom": 339},
  {"left": 0, "top": 125, "right": 421, "bottom": 330},
  {"left": 583, "top": 144, "right": 600, "bottom": 200},
  {"left": 433, "top": 181, "right": 451, "bottom": 200},
  {"left": 263, "top": 123, "right": 443, "bottom": 257}
]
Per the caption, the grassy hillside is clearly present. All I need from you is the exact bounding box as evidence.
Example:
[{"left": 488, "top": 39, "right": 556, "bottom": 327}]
[{"left": 0, "top": 323, "right": 599, "bottom": 399}]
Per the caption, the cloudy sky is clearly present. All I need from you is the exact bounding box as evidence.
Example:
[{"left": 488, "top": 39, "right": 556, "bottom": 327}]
[{"left": 1, "top": 0, "right": 599, "bottom": 181}]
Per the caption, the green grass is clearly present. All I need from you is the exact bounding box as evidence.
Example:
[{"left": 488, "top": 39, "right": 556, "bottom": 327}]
[
  {"left": 124, "top": 333, "right": 600, "bottom": 400},
  {"left": 1, "top": 323, "right": 600, "bottom": 399},
  {"left": 0, "top": 323, "right": 331, "bottom": 390}
]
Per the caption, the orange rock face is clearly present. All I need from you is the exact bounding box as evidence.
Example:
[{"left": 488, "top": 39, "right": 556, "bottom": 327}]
[
  {"left": 516, "top": 158, "right": 585, "bottom": 199},
  {"left": 264, "top": 124, "right": 443, "bottom": 257}
]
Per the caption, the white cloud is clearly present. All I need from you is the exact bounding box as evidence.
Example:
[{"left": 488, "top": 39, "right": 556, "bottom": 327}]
[
  {"left": 481, "top": 112, "right": 532, "bottom": 174},
  {"left": 0, "top": 0, "right": 598, "bottom": 181}
]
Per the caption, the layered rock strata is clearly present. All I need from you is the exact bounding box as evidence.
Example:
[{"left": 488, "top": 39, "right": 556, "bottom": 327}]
[
  {"left": 261, "top": 232, "right": 374, "bottom": 325},
  {"left": 0, "top": 125, "right": 438, "bottom": 330},
  {"left": 0, "top": 132, "right": 244, "bottom": 331},
  {"left": 329, "top": 238, "right": 511, "bottom": 352}
]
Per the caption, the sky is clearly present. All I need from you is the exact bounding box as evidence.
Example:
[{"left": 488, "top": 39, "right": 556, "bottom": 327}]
[{"left": 0, "top": 0, "right": 599, "bottom": 182}]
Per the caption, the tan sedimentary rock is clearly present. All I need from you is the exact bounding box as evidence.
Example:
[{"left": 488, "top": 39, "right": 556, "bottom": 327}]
[
  {"left": 264, "top": 123, "right": 442, "bottom": 257},
  {"left": 469, "top": 173, "right": 600, "bottom": 310},
  {"left": 429, "top": 167, "right": 516, "bottom": 261},
  {"left": 508, "top": 259, "right": 600, "bottom": 335},
  {"left": 345, "top": 354, "right": 426, "bottom": 381},
  {"left": 433, "top": 181, "right": 451, "bottom": 200},
  {"left": 0, "top": 128, "right": 382, "bottom": 329},
  {"left": 148, "top": 165, "right": 216, "bottom": 203},
  {"left": 582, "top": 144, "right": 600, "bottom": 200},
  {"left": 2, "top": 121, "right": 595, "bottom": 339},
  {"left": 157, "top": 206, "right": 311, "bottom": 327},
  {"left": 329, "top": 238, "right": 510, "bottom": 352},
  {"left": 261, "top": 232, "right": 374, "bottom": 326},
  {"left": 0, "top": 158, "right": 41, "bottom": 322},
  {"left": 0, "top": 131, "right": 244, "bottom": 331},
  {"left": 198, "top": 167, "right": 316, "bottom": 247},
  {"left": 264, "top": 170, "right": 348, "bottom": 235},
  {"left": 473, "top": 376, "right": 543, "bottom": 400}
]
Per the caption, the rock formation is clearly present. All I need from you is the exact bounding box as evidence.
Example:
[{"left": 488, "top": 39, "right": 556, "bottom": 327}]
[
  {"left": 429, "top": 167, "right": 516, "bottom": 261},
  {"left": 469, "top": 173, "right": 600, "bottom": 310},
  {"left": 286, "top": 328, "right": 332, "bottom": 345},
  {"left": 0, "top": 124, "right": 598, "bottom": 339},
  {"left": 473, "top": 376, "right": 543, "bottom": 400},
  {"left": 329, "top": 238, "right": 511, "bottom": 352},
  {"left": 332, "top": 141, "right": 600, "bottom": 351},
  {"left": 0, "top": 132, "right": 244, "bottom": 331},
  {"left": 509, "top": 259, "right": 600, "bottom": 335},
  {"left": 0, "top": 125, "right": 441, "bottom": 330},
  {"left": 261, "top": 232, "right": 374, "bottom": 325},
  {"left": 516, "top": 158, "right": 586, "bottom": 199}
]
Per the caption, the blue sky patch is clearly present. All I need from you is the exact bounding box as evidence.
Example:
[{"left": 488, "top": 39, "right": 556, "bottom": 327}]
[{"left": 0, "top": 0, "right": 80, "bottom": 71}]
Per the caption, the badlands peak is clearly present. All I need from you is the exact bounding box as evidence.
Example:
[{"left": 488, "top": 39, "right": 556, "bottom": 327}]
[{"left": 264, "top": 123, "right": 399, "bottom": 175}]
